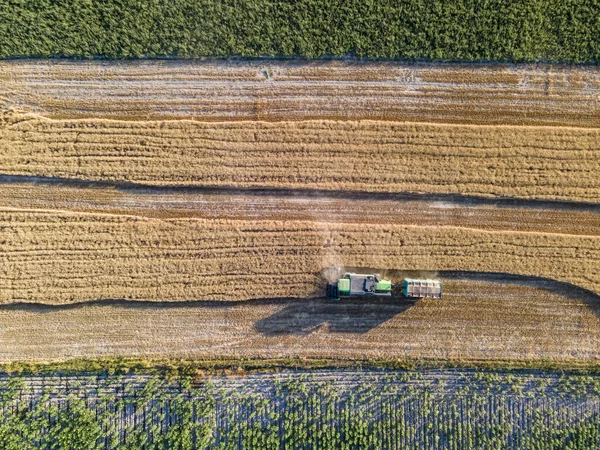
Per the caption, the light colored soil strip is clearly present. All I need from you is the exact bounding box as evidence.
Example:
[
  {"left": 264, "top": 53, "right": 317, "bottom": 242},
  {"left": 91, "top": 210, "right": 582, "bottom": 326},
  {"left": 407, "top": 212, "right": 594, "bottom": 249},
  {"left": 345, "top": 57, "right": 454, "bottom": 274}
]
[
  {"left": 2, "top": 114, "right": 599, "bottom": 202},
  {"left": 1, "top": 61, "right": 599, "bottom": 126}
]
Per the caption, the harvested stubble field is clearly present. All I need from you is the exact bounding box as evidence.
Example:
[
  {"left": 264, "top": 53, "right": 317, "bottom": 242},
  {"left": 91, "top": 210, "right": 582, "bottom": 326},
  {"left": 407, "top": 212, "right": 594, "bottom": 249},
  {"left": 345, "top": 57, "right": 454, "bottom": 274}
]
[
  {"left": 2, "top": 113, "right": 600, "bottom": 202},
  {"left": 1, "top": 277, "right": 600, "bottom": 363},
  {"left": 2, "top": 61, "right": 600, "bottom": 127},
  {"left": 1, "top": 60, "right": 600, "bottom": 366},
  {"left": 2, "top": 182, "right": 599, "bottom": 235}
]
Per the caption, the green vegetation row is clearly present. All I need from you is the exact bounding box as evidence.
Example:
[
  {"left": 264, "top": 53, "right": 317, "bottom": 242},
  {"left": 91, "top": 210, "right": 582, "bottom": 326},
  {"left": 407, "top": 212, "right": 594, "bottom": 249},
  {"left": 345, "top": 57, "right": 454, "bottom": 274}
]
[
  {"left": 5, "top": 356, "right": 600, "bottom": 377},
  {"left": 2, "top": 370, "right": 600, "bottom": 449},
  {"left": 1, "top": 0, "right": 599, "bottom": 62}
]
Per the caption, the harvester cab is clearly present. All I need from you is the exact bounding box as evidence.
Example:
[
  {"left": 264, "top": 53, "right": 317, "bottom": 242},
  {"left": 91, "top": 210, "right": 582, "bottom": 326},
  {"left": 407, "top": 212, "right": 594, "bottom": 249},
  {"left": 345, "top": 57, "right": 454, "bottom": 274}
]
[{"left": 326, "top": 271, "right": 442, "bottom": 300}]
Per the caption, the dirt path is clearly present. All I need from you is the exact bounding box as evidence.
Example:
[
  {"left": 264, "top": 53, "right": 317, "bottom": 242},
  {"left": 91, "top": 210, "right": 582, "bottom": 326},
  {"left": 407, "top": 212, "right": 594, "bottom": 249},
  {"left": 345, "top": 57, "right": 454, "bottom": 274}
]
[
  {"left": 1, "top": 276, "right": 599, "bottom": 363},
  {"left": 2, "top": 60, "right": 599, "bottom": 126}
]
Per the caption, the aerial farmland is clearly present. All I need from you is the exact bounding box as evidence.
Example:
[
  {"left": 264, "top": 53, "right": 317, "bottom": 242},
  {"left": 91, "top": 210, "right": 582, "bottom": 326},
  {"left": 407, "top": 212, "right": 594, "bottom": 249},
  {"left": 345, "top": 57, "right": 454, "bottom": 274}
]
[{"left": 1, "top": 1, "right": 600, "bottom": 447}]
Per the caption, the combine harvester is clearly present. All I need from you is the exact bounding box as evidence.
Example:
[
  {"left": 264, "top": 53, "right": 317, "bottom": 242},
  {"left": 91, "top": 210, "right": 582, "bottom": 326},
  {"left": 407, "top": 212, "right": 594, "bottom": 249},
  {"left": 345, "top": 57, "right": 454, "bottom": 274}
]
[{"left": 326, "top": 272, "right": 442, "bottom": 300}]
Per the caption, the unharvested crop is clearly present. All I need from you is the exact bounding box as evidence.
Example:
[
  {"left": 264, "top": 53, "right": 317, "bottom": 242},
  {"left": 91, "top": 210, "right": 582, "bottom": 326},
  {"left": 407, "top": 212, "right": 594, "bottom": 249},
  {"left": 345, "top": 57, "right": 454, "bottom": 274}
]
[
  {"left": 2, "top": 114, "right": 599, "bottom": 202},
  {"left": 1, "top": 0, "right": 599, "bottom": 62},
  {"left": 1, "top": 208, "right": 598, "bottom": 304}
]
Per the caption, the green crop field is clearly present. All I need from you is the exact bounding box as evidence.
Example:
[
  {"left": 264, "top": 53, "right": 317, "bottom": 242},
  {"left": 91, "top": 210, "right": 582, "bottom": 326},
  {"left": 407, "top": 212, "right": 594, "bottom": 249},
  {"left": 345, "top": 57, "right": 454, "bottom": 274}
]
[
  {"left": 2, "top": 369, "right": 600, "bottom": 449},
  {"left": 1, "top": 0, "right": 599, "bottom": 62}
]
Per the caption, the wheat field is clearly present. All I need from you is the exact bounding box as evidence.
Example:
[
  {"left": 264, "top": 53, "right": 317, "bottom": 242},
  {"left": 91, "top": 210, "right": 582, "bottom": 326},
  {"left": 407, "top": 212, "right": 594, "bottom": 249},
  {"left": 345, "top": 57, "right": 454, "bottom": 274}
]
[
  {"left": 1, "top": 60, "right": 599, "bottom": 364},
  {"left": 1, "top": 208, "right": 598, "bottom": 304},
  {"left": 1, "top": 279, "right": 599, "bottom": 363},
  {"left": 2, "top": 182, "right": 598, "bottom": 234},
  {"left": 2, "top": 113, "right": 599, "bottom": 202}
]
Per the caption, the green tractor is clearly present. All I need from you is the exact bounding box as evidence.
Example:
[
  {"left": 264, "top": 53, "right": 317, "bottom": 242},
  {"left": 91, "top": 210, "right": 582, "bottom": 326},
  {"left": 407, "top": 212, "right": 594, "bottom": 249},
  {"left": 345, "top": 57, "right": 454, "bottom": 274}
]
[{"left": 326, "top": 272, "right": 392, "bottom": 300}]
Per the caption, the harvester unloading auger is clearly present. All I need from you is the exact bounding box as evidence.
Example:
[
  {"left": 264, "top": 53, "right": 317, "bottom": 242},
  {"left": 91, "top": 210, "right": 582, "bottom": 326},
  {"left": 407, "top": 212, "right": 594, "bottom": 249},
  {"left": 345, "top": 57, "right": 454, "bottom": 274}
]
[{"left": 326, "top": 272, "right": 442, "bottom": 300}]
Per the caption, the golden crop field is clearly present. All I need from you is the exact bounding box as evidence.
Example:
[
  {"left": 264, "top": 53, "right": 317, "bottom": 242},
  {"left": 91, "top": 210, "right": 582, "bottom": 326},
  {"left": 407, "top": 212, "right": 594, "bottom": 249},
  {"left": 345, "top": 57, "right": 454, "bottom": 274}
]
[
  {"left": 0, "top": 60, "right": 599, "bottom": 365},
  {"left": 1, "top": 208, "right": 599, "bottom": 304},
  {"left": 2, "top": 113, "right": 599, "bottom": 202},
  {"left": 2, "top": 182, "right": 598, "bottom": 235},
  {"left": 1, "top": 279, "right": 599, "bottom": 363}
]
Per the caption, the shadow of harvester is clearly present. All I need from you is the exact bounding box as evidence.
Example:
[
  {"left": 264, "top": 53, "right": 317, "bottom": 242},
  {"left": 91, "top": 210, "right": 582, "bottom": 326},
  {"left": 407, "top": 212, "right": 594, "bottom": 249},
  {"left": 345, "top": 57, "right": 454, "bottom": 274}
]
[
  {"left": 254, "top": 296, "right": 416, "bottom": 335},
  {"left": 254, "top": 271, "right": 600, "bottom": 336}
]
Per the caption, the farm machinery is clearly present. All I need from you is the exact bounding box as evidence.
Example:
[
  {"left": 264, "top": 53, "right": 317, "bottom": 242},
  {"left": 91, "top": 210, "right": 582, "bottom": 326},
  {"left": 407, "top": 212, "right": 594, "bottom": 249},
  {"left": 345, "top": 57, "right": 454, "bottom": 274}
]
[{"left": 326, "top": 272, "right": 442, "bottom": 300}]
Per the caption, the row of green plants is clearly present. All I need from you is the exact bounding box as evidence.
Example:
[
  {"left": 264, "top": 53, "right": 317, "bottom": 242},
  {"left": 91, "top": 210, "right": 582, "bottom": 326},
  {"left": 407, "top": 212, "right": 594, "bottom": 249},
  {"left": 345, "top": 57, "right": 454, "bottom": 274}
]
[
  {"left": 1, "top": 370, "right": 600, "bottom": 449},
  {"left": 1, "top": 0, "right": 599, "bottom": 62},
  {"left": 0, "top": 376, "right": 216, "bottom": 450}
]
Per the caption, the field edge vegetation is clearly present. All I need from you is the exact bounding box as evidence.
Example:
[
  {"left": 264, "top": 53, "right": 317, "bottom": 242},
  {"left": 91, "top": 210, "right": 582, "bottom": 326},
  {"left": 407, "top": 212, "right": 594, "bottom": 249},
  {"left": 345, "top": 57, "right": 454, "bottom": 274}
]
[{"left": 4, "top": 357, "right": 600, "bottom": 377}]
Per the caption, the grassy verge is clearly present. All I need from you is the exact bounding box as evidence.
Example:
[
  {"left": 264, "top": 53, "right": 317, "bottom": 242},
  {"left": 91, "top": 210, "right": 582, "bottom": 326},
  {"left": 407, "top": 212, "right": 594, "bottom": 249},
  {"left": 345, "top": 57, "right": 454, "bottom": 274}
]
[
  {"left": 3, "top": 357, "right": 600, "bottom": 376},
  {"left": 1, "top": 0, "right": 598, "bottom": 62}
]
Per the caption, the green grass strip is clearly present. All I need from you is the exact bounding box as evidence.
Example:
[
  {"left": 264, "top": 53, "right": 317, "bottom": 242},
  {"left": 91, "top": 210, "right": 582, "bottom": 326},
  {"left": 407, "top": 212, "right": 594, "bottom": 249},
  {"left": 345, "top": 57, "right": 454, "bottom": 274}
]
[
  {"left": 4, "top": 357, "right": 600, "bottom": 376},
  {"left": 1, "top": 0, "right": 599, "bottom": 62}
]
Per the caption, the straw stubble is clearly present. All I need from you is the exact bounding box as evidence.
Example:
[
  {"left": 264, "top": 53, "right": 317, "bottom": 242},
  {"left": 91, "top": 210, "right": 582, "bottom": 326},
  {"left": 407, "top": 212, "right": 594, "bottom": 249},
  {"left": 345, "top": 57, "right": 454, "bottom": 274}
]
[
  {"left": 1, "top": 209, "right": 598, "bottom": 304},
  {"left": 2, "top": 114, "right": 599, "bottom": 202}
]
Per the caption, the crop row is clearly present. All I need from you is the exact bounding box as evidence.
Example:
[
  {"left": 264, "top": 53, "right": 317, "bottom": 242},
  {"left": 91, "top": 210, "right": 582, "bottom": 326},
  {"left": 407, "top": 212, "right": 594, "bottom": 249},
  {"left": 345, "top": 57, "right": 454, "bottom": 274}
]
[
  {"left": 3, "top": 114, "right": 599, "bottom": 202},
  {"left": 1, "top": 0, "right": 599, "bottom": 62},
  {"left": 1, "top": 370, "right": 600, "bottom": 449},
  {"left": 1, "top": 209, "right": 599, "bottom": 304}
]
